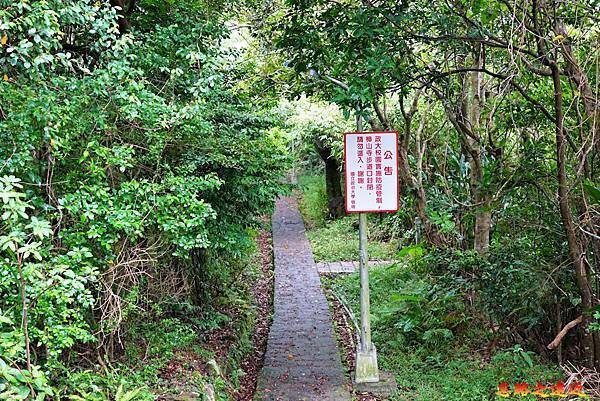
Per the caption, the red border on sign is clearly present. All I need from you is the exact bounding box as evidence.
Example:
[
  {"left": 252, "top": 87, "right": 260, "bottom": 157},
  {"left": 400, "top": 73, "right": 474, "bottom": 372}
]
[{"left": 343, "top": 131, "right": 400, "bottom": 214}]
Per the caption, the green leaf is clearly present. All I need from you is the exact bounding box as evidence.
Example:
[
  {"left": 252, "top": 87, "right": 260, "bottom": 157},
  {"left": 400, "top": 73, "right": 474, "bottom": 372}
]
[
  {"left": 0, "top": 190, "right": 23, "bottom": 204},
  {"left": 16, "top": 386, "right": 30, "bottom": 400},
  {"left": 25, "top": 217, "right": 52, "bottom": 239},
  {"left": 389, "top": 293, "right": 425, "bottom": 303},
  {"left": 584, "top": 182, "right": 600, "bottom": 205},
  {"left": 398, "top": 245, "right": 424, "bottom": 258},
  {"left": 520, "top": 351, "right": 534, "bottom": 368}
]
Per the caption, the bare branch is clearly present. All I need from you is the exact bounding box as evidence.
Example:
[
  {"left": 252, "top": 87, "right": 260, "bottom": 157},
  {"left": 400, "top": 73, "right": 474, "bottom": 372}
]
[{"left": 547, "top": 315, "right": 583, "bottom": 350}]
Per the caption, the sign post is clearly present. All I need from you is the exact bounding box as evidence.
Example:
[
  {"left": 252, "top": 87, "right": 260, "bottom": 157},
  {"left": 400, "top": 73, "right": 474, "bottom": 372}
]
[{"left": 344, "top": 118, "right": 399, "bottom": 384}]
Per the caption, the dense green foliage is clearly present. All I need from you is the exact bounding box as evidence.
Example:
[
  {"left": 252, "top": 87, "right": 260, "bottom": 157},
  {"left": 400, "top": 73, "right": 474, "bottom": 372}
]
[
  {"left": 266, "top": 0, "right": 600, "bottom": 371},
  {"left": 1, "top": 1, "right": 287, "bottom": 399},
  {"left": 281, "top": 98, "right": 351, "bottom": 169},
  {"left": 324, "top": 263, "right": 563, "bottom": 401},
  {"left": 1, "top": 0, "right": 599, "bottom": 399}
]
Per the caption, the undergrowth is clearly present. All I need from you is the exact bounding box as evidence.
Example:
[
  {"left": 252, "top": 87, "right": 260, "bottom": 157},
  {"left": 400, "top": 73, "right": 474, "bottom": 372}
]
[
  {"left": 56, "top": 235, "right": 267, "bottom": 401},
  {"left": 306, "top": 218, "right": 398, "bottom": 262},
  {"left": 323, "top": 262, "right": 564, "bottom": 401},
  {"left": 297, "top": 174, "right": 399, "bottom": 262},
  {"left": 296, "top": 174, "right": 328, "bottom": 229}
]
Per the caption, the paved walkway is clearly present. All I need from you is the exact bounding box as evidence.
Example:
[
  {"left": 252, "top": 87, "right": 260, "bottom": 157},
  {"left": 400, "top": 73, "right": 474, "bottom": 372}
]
[
  {"left": 255, "top": 197, "right": 351, "bottom": 401},
  {"left": 316, "top": 260, "right": 394, "bottom": 273}
]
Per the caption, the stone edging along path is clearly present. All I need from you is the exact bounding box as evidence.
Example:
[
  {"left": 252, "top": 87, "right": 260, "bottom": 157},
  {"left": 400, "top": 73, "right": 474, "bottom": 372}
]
[{"left": 254, "top": 197, "right": 351, "bottom": 401}]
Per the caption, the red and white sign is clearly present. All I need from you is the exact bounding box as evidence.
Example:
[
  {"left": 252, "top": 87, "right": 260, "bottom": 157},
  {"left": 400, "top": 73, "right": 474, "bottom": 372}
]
[{"left": 344, "top": 132, "right": 399, "bottom": 213}]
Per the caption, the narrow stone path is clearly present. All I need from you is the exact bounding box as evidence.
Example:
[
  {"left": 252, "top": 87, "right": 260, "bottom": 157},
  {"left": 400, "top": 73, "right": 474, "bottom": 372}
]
[{"left": 254, "top": 197, "right": 351, "bottom": 401}]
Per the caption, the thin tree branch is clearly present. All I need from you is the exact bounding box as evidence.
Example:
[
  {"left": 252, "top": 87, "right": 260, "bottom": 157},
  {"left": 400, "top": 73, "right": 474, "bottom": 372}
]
[{"left": 547, "top": 315, "right": 583, "bottom": 350}]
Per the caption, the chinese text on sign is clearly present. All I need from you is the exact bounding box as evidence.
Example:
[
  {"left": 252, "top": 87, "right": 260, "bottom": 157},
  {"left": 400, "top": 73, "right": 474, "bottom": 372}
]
[{"left": 344, "top": 132, "right": 399, "bottom": 213}]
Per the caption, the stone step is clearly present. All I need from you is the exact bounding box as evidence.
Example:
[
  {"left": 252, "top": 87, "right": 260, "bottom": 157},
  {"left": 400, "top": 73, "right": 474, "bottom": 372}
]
[{"left": 315, "top": 260, "right": 395, "bottom": 273}]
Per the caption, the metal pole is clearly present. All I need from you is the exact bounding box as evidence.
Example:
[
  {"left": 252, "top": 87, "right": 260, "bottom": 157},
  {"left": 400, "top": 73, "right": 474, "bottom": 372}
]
[
  {"left": 354, "top": 105, "right": 379, "bottom": 383},
  {"left": 358, "top": 212, "right": 371, "bottom": 350},
  {"left": 356, "top": 106, "right": 371, "bottom": 351},
  {"left": 310, "top": 73, "right": 379, "bottom": 380}
]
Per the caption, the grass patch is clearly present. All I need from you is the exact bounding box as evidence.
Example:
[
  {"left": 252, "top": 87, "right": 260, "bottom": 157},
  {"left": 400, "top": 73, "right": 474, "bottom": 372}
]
[
  {"left": 296, "top": 173, "right": 398, "bottom": 262},
  {"left": 386, "top": 351, "right": 562, "bottom": 401},
  {"left": 306, "top": 217, "right": 398, "bottom": 262},
  {"left": 296, "top": 174, "right": 328, "bottom": 228},
  {"left": 323, "top": 262, "right": 563, "bottom": 401}
]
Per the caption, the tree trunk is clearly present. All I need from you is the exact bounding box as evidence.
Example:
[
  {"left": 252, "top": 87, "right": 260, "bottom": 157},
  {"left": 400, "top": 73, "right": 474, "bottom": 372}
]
[
  {"left": 324, "top": 157, "right": 344, "bottom": 219},
  {"left": 551, "top": 64, "right": 597, "bottom": 368},
  {"left": 556, "top": 21, "right": 598, "bottom": 154},
  {"left": 109, "top": 0, "right": 133, "bottom": 33},
  {"left": 463, "top": 135, "right": 491, "bottom": 256},
  {"left": 559, "top": 30, "right": 600, "bottom": 364},
  {"left": 398, "top": 94, "right": 443, "bottom": 246},
  {"left": 473, "top": 201, "right": 491, "bottom": 255},
  {"left": 314, "top": 139, "right": 344, "bottom": 219},
  {"left": 467, "top": 49, "right": 492, "bottom": 256}
]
